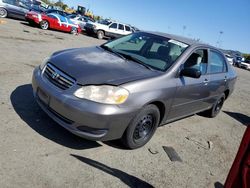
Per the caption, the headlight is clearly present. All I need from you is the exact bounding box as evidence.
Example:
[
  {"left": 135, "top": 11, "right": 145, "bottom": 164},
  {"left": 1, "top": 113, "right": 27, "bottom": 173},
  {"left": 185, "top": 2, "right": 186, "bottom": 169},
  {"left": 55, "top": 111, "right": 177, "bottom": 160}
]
[
  {"left": 74, "top": 85, "right": 129, "bottom": 104},
  {"left": 39, "top": 57, "right": 49, "bottom": 70}
]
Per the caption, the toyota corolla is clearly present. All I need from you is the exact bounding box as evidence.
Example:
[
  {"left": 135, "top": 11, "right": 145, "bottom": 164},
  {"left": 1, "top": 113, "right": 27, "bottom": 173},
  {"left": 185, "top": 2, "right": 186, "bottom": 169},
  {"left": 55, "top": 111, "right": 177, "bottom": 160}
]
[{"left": 32, "top": 32, "right": 237, "bottom": 149}]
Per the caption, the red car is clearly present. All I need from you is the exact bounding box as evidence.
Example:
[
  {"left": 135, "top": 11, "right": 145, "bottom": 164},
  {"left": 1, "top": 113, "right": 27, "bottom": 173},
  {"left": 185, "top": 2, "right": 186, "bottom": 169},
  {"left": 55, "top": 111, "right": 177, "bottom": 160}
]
[
  {"left": 25, "top": 11, "right": 81, "bottom": 34},
  {"left": 224, "top": 125, "right": 250, "bottom": 188}
]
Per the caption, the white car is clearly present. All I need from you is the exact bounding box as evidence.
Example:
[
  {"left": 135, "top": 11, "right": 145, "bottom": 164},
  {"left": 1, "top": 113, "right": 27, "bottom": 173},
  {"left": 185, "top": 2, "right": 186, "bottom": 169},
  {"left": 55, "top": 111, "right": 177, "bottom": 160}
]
[
  {"left": 85, "top": 19, "right": 136, "bottom": 39},
  {"left": 68, "top": 15, "right": 93, "bottom": 30},
  {"left": 225, "top": 54, "right": 234, "bottom": 65},
  {"left": 240, "top": 60, "right": 250, "bottom": 70}
]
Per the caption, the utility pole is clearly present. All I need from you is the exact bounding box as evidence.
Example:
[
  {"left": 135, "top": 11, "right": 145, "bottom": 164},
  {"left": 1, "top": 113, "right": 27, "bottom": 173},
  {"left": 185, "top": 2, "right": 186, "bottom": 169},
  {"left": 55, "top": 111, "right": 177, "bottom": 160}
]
[
  {"left": 182, "top": 25, "right": 186, "bottom": 36},
  {"left": 216, "top": 31, "right": 224, "bottom": 48}
]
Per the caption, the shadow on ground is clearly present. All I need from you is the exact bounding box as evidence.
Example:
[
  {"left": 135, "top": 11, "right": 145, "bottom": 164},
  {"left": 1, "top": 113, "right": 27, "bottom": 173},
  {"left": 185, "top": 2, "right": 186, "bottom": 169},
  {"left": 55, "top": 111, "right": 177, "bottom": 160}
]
[
  {"left": 20, "top": 21, "right": 35, "bottom": 27},
  {"left": 214, "top": 182, "right": 224, "bottom": 188},
  {"left": 71, "top": 154, "right": 154, "bottom": 188},
  {"left": 10, "top": 84, "right": 101, "bottom": 150},
  {"left": 223, "top": 111, "right": 250, "bottom": 126}
]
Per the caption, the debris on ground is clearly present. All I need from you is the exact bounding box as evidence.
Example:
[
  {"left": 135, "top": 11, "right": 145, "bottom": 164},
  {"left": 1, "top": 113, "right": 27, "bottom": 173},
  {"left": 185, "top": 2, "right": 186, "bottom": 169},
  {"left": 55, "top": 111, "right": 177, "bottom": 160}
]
[
  {"left": 185, "top": 136, "right": 212, "bottom": 150},
  {"left": 162, "top": 146, "right": 182, "bottom": 162},
  {"left": 23, "top": 30, "right": 30, "bottom": 33},
  {"left": 148, "top": 147, "right": 159, "bottom": 154}
]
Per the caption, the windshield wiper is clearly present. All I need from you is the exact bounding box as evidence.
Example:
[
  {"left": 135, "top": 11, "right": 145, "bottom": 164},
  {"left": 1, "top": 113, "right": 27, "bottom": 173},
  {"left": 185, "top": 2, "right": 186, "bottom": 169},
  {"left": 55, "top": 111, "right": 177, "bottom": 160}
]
[
  {"left": 118, "top": 53, "right": 153, "bottom": 70},
  {"left": 100, "top": 45, "right": 126, "bottom": 60}
]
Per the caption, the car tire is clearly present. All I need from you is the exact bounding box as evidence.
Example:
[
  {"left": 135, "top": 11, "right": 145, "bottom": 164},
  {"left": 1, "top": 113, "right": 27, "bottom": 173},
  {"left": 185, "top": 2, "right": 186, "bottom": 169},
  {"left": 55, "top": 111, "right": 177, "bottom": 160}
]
[
  {"left": 122, "top": 104, "right": 160, "bottom": 149},
  {"left": 70, "top": 27, "right": 78, "bottom": 35},
  {"left": 203, "top": 94, "right": 225, "bottom": 118},
  {"left": 40, "top": 20, "right": 49, "bottom": 30},
  {"left": 0, "top": 8, "right": 7, "bottom": 18},
  {"left": 97, "top": 30, "right": 104, "bottom": 39}
]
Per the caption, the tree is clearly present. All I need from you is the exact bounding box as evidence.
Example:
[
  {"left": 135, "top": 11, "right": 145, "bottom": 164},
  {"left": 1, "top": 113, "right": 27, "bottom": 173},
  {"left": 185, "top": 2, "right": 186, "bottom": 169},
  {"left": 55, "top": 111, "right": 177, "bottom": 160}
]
[{"left": 62, "top": 4, "right": 68, "bottom": 10}]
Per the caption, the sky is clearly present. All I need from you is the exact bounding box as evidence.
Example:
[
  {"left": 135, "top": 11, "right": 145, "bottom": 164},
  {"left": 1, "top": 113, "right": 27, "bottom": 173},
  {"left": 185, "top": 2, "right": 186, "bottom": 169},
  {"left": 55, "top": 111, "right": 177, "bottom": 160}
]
[{"left": 64, "top": 0, "right": 250, "bottom": 53}]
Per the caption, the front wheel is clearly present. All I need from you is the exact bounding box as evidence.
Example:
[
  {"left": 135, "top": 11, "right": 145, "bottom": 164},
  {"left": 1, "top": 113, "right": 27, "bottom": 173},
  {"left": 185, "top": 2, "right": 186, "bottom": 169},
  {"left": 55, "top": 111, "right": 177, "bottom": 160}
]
[
  {"left": 70, "top": 27, "right": 78, "bottom": 35},
  {"left": 122, "top": 104, "right": 160, "bottom": 149},
  {"left": 0, "top": 8, "right": 7, "bottom": 18},
  {"left": 40, "top": 20, "right": 49, "bottom": 30},
  {"left": 97, "top": 30, "right": 104, "bottom": 39}
]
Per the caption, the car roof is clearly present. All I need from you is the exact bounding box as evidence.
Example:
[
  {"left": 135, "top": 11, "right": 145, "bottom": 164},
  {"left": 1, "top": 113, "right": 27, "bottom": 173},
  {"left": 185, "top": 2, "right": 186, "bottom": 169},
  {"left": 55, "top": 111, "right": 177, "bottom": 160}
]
[{"left": 143, "top": 31, "right": 213, "bottom": 47}]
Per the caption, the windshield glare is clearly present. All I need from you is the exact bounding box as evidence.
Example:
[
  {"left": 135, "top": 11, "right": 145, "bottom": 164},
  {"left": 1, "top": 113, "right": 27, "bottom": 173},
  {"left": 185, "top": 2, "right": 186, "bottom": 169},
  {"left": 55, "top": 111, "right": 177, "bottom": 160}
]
[{"left": 104, "top": 32, "right": 189, "bottom": 71}]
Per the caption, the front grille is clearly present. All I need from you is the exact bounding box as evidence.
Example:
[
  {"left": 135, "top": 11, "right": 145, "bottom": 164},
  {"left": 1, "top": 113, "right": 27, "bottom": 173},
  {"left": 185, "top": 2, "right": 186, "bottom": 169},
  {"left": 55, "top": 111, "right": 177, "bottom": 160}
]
[{"left": 43, "top": 63, "right": 76, "bottom": 90}]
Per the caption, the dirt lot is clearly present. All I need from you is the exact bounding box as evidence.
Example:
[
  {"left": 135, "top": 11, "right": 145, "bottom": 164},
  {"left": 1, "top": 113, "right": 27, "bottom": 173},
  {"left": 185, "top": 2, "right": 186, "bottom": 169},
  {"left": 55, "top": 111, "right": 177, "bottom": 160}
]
[{"left": 0, "top": 18, "right": 249, "bottom": 188}]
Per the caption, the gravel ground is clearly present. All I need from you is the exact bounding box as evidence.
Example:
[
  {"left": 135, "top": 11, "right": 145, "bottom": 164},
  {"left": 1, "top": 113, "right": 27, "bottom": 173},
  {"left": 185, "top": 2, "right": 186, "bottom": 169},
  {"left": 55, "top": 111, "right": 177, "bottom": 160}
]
[{"left": 0, "top": 18, "right": 249, "bottom": 188}]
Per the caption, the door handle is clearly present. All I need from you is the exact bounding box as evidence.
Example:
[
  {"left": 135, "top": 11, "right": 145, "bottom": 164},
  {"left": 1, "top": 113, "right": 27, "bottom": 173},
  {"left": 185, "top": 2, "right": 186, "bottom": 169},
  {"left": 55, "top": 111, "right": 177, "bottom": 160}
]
[
  {"left": 224, "top": 76, "right": 227, "bottom": 82},
  {"left": 203, "top": 79, "right": 209, "bottom": 85}
]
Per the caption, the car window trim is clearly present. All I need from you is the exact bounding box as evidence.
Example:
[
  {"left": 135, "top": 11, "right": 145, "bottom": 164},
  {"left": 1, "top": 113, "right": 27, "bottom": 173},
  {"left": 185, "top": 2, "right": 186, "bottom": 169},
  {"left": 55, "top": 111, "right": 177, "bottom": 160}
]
[
  {"left": 207, "top": 48, "right": 228, "bottom": 75},
  {"left": 180, "top": 47, "right": 209, "bottom": 75}
]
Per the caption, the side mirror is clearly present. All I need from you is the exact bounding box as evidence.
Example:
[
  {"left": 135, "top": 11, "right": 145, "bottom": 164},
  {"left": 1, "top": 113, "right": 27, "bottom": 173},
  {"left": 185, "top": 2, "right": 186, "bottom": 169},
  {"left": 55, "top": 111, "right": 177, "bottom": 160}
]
[{"left": 180, "top": 68, "right": 201, "bottom": 78}]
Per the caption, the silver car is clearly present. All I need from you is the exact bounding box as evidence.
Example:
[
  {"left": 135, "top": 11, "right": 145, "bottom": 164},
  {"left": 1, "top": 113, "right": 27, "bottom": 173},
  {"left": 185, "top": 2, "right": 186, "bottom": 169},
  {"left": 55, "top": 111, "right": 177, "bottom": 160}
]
[{"left": 32, "top": 32, "right": 237, "bottom": 149}]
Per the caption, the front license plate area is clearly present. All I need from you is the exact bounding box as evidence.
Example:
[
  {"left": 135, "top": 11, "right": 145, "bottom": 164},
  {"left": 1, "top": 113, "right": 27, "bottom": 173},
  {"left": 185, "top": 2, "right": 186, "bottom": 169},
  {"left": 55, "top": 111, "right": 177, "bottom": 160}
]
[{"left": 37, "top": 88, "right": 50, "bottom": 105}]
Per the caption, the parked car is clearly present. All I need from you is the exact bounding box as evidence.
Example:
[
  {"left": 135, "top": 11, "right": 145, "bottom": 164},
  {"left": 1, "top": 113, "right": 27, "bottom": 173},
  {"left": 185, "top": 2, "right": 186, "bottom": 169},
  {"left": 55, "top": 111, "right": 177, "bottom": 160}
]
[
  {"left": 225, "top": 54, "right": 234, "bottom": 65},
  {"left": 32, "top": 32, "right": 237, "bottom": 149},
  {"left": 85, "top": 19, "right": 136, "bottom": 39},
  {"left": 44, "top": 8, "right": 67, "bottom": 17},
  {"left": 0, "top": 0, "right": 31, "bottom": 20},
  {"left": 233, "top": 56, "right": 243, "bottom": 67},
  {"left": 240, "top": 60, "right": 250, "bottom": 70},
  {"left": 67, "top": 14, "right": 93, "bottom": 30},
  {"left": 224, "top": 125, "right": 250, "bottom": 188},
  {"left": 25, "top": 12, "right": 81, "bottom": 34}
]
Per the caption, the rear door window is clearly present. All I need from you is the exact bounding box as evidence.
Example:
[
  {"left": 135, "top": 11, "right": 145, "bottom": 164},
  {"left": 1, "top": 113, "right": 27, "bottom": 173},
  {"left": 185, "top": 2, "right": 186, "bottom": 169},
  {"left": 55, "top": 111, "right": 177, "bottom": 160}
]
[{"left": 209, "top": 50, "right": 227, "bottom": 74}]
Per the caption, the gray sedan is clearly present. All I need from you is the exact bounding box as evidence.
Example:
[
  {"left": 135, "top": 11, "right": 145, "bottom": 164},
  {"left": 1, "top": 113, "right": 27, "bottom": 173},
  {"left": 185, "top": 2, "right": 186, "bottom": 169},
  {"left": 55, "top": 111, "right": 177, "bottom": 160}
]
[
  {"left": 0, "top": 0, "right": 30, "bottom": 20},
  {"left": 32, "top": 32, "right": 237, "bottom": 149}
]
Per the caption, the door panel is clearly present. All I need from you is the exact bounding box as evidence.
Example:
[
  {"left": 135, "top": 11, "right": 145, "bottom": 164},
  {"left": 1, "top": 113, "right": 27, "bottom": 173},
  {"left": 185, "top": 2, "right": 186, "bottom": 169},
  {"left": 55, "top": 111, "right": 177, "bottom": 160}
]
[
  {"left": 168, "top": 75, "right": 211, "bottom": 120},
  {"left": 167, "top": 49, "right": 211, "bottom": 121}
]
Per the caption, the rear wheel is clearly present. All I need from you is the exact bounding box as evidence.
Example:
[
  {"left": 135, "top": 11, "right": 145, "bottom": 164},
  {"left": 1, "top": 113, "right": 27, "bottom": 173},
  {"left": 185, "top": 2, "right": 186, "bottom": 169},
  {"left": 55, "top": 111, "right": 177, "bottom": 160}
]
[
  {"left": 40, "top": 20, "right": 49, "bottom": 30},
  {"left": 122, "top": 104, "right": 160, "bottom": 149},
  {"left": 0, "top": 8, "right": 7, "bottom": 18},
  {"left": 203, "top": 94, "right": 225, "bottom": 118},
  {"left": 97, "top": 30, "right": 104, "bottom": 39}
]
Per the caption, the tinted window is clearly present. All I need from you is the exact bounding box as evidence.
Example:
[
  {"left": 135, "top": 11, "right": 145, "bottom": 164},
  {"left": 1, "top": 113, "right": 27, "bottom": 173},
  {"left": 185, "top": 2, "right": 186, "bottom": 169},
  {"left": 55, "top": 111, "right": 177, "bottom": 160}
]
[
  {"left": 209, "top": 50, "right": 227, "bottom": 73},
  {"left": 47, "top": 14, "right": 57, "bottom": 19},
  {"left": 98, "top": 20, "right": 111, "bottom": 25},
  {"left": 125, "top": 26, "right": 131, "bottom": 31},
  {"left": 109, "top": 23, "right": 117, "bottom": 29},
  {"left": 3, "top": 0, "right": 17, "bottom": 5},
  {"left": 19, "top": 0, "right": 30, "bottom": 9},
  {"left": 118, "top": 24, "right": 124, "bottom": 30},
  {"left": 184, "top": 49, "right": 208, "bottom": 75}
]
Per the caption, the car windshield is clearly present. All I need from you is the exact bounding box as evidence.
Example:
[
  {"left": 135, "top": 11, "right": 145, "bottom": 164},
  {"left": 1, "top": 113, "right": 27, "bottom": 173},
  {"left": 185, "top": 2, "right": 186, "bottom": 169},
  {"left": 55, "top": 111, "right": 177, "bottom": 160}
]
[
  {"left": 103, "top": 32, "right": 189, "bottom": 71},
  {"left": 98, "top": 20, "right": 112, "bottom": 25}
]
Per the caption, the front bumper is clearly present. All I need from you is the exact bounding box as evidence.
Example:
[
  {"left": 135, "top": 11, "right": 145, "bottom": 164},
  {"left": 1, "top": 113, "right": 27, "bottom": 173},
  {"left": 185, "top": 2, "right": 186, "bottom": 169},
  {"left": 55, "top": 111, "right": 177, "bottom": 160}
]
[
  {"left": 25, "top": 15, "right": 40, "bottom": 25},
  {"left": 241, "top": 64, "right": 250, "bottom": 70},
  {"left": 32, "top": 67, "right": 138, "bottom": 141}
]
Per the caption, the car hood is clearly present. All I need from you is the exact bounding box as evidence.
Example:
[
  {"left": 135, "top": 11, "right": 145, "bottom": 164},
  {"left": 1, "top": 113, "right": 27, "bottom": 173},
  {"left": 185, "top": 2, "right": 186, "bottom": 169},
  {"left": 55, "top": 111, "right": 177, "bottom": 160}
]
[{"left": 49, "top": 47, "right": 161, "bottom": 85}]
